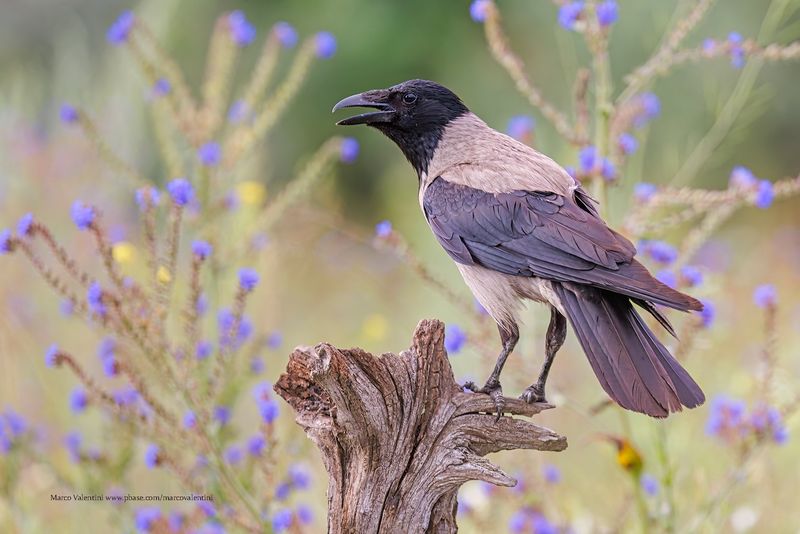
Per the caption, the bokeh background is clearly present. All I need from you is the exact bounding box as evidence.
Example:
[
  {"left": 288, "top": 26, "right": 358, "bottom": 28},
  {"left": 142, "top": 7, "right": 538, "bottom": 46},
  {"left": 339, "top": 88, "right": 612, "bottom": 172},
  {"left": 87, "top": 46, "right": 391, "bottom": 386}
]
[{"left": 1, "top": 0, "right": 799, "bottom": 532}]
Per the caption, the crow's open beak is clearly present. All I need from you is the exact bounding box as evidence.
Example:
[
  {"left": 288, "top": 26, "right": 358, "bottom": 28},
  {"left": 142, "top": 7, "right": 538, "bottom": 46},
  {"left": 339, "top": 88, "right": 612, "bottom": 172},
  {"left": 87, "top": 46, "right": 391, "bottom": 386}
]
[{"left": 333, "top": 91, "right": 396, "bottom": 126}]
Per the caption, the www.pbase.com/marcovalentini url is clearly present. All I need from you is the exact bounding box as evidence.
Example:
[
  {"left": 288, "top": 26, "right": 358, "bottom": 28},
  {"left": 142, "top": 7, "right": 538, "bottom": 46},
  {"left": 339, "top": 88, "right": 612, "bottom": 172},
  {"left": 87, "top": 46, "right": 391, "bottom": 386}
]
[{"left": 50, "top": 493, "right": 213, "bottom": 503}]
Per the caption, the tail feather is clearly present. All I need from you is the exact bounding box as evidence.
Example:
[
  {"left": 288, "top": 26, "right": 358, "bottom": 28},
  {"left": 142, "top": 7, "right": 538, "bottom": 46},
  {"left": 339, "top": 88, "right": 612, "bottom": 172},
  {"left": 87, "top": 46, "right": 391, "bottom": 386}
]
[{"left": 555, "top": 283, "right": 705, "bottom": 417}]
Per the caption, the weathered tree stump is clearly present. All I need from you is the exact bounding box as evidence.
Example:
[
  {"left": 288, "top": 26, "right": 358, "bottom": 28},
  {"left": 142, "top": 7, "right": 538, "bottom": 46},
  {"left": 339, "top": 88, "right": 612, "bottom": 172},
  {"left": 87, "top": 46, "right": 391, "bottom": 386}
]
[{"left": 274, "top": 319, "right": 567, "bottom": 534}]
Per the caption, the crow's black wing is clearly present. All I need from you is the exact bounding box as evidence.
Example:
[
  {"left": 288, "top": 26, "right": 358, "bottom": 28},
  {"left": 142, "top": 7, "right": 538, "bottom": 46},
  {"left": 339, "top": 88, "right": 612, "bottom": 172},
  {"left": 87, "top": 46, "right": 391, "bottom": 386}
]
[{"left": 423, "top": 176, "right": 700, "bottom": 311}]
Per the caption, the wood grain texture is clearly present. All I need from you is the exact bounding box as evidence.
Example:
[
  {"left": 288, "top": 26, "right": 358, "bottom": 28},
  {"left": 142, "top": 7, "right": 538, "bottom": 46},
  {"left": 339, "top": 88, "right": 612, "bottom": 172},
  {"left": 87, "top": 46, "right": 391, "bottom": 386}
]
[{"left": 274, "top": 319, "right": 567, "bottom": 534}]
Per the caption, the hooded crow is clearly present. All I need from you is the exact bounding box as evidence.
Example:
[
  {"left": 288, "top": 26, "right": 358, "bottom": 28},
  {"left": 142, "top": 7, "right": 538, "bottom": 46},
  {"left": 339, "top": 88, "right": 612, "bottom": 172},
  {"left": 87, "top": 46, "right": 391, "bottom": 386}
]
[{"left": 334, "top": 79, "right": 705, "bottom": 418}]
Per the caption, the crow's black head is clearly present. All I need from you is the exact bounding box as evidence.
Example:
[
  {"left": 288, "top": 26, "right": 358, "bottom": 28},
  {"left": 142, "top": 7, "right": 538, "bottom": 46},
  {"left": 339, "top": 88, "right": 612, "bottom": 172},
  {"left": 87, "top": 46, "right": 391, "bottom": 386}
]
[{"left": 333, "top": 79, "right": 469, "bottom": 176}]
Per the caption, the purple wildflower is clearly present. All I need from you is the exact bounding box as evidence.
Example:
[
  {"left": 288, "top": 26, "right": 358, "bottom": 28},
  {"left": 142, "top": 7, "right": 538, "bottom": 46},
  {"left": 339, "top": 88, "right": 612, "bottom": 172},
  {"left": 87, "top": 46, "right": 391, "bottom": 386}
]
[
  {"left": 197, "top": 501, "right": 216, "bottom": 518},
  {"left": 64, "top": 431, "right": 82, "bottom": 462},
  {"left": 87, "top": 282, "right": 107, "bottom": 317},
  {"left": 314, "top": 32, "right": 337, "bottom": 58},
  {"left": 247, "top": 435, "right": 266, "bottom": 456},
  {"left": 70, "top": 200, "right": 95, "bottom": 230},
  {"left": 144, "top": 444, "right": 160, "bottom": 468},
  {"left": 152, "top": 78, "right": 171, "bottom": 97},
  {"left": 274, "top": 21, "right": 298, "bottom": 48},
  {"left": 703, "top": 38, "right": 716, "bottom": 55},
  {"left": 470, "top": 0, "right": 491, "bottom": 22},
  {"left": 16, "top": 213, "right": 33, "bottom": 237},
  {"left": 375, "top": 220, "right": 392, "bottom": 238},
  {"left": 271, "top": 509, "right": 293, "bottom": 533},
  {"left": 135, "top": 187, "right": 161, "bottom": 211},
  {"left": 656, "top": 270, "right": 677, "bottom": 289},
  {"left": 45, "top": 344, "right": 60, "bottom": 367},
  {"left": 134, "top": 506, "right": 161, "bottom": 532},
  {"left": 618, "top": 133, "right": 638, "bottom": 155},
  {"left": 113, "top": 387, "right": 139, "bottom": 407},
  {"left": 633, "top": 93, "right": 660, "bottom": 127},
  {"left": 754, "top": 180, "right": 774, "bottom": 209},
  {"left": 107, "top": 11, "right": 135, "bottom": 45},
  {"left": 102, "top": 356, "right": 119, "bottom": 377},
  {"left": 252, "top": 382, "right": 272, "bottom": 404},
  {"left": 238, "top": 268, "right": 260, "bottom": 292},
  {"left": 196, "top": 294, "right": 209, "bottom": 316},
  {"left": 543, "top": 464, "right": 561, "bottom": 484},
  {"left": 167, "top": 178, "right": 194, "bottom": 206},
  {"left": 634, "top": 183, "right": 657, "bottom": 203},
  {"left": 267, "top": 331, "right": 283, "bottom": 349},
  {"left": 227, "top": 11, "right": 256, "bottom": 47},
  {"left": 706, "top": 394, "right": 747, "bottom": 439},
  {"left": 729, "top": 166, "right": 757, "bottom": 189},
  {"left": 340, "top": 137, "right": 360, "bottom": 163},
  {"left": 69, "top": 388, "right": 88, "bottom": 413},
  {"left": 227, "top": 100, "right": 250, "bottom": 124},
  {"left": 60, "top": 299, "right": 74, "bottom": 316},
  {"left": 680, "top": 265, "right": 703, "bottom": 287},
  {"left": 640, "top": 473, "right": 659, "bottom": 496},
  {"left": 596, "top": 1, "right": 618, "bottom": 27},
  {"left": 578, "top": 145, "right": 597, "bottom": 172},
  {"left": 698, "top": 299, "right": 715, "bottom": 328},
  {"left": 289, "top": 464, "right": 311, "bottom": 489},
  {"left": 213, "top": 405, "right": 231, "bottom": 426},
  {"left": 0, "top": 229, "right": 13, "bottom": 255},
  {"left": 645, "top": 240, "right": 678, "bottom": 265},
  {"left": 444, "top": 324, "right": 467, "bottom": 354},
  {"left": 224, "top": 445, "right": 243, "bottom": 465},
  {"left": 753, "top": 284, "right": 777, "bottom": 308},
  {"left": 197, "top": 142, "right": 221, "bottom": 166},
  {"left": 558, "top": 2, "right": 585, "bottom": 31},
  {"left": 196, "top": 341, "right": 213, "bottom": 360},
  {"left": 97, "top": 337, "right": 115, "bottom": 361},
  {"left": 260, "top": 399, "right": 279, "bottom": 424},
  {"left": 2, "top": 410, "right": 26, "bottom": 437},
  {"left": 728, "top": 32, "right": 745, "bottom": 68},
  {"left": 217, "top": 309, "right": 253, "bottom": 348},
  {"left": 250, "top": 357, "right": 265, "bottom": 374},
  {"left": 192, "top": 240, "right": 213, "bottom": 260},
  {"left": 506, "top": 115, "right": 535, "bottom": 141},
  {"left": 600, "top": 158, "right": 616, "bottom": 180},
  {"left": 296, "top": 504, "right": 313, "bottom": 525},
  {"left": 750, "top": 404, "right": 789, "bottom": 444},
  {"left": 168, "top": 511, "right": 184, "bottom": 532},
  {"left": 183, "top": 410, "right": 197, "bottom": 429},
  {"left": 275, "top": 482, "right": 292, "bottom": 501},
  {"left": 59, "top": 104, "right": 79, "bottom": 124}
]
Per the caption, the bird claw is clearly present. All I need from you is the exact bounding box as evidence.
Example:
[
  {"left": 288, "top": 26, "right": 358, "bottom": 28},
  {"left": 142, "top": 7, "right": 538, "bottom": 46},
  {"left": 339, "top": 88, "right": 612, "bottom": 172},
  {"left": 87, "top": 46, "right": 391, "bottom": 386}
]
[
  {"left": 463, "top": 380, "right": 505, "bottom": 422},
  {"left": 519, "top": 384, "right": 547, "bottom": 404}
]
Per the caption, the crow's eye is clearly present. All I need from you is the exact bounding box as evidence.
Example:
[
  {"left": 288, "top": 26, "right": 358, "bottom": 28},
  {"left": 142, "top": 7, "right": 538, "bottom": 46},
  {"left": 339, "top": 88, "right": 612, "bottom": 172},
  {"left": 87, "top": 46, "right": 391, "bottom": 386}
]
[{"left": 402, "top": 92, "right": 418, "bottom": 105}]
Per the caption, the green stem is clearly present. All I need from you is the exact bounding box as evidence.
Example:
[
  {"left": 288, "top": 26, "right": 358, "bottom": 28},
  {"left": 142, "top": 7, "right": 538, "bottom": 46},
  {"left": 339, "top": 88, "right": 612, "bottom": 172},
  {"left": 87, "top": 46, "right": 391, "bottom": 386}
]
[
  {"left": 655, "top": 424, "right": 677, "bottom": 533},
  {"left": 591, "top": 30, "right": 612, "bottom": 218},
  {"left": 670, "top": 0, "right": 792, "bottom": 186}
]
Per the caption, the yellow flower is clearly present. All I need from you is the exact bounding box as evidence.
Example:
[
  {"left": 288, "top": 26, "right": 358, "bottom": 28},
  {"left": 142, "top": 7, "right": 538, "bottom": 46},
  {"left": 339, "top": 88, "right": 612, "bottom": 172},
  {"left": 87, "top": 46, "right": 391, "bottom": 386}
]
[
  {"left": 111, "top": 241, "right": 136, "bottom": 264},
  {"left": 361, "top": 314, "right": 388, "bottom": 342},
  {"left": 614, "top": 438, "right": 643, "bottom": 474},
  {"left": 156, "top": 266, "right": 172, "bottom": 284},
  {"left": 235, "top": 181, "right": 267, "bottom": 206}
]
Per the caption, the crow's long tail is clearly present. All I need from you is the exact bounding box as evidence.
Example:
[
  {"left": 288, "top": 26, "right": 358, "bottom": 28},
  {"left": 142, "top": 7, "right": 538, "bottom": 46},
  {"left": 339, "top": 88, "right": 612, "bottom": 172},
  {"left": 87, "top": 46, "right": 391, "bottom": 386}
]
[{"left": 554, "top": 283, "right": 705, "bottom": 417}]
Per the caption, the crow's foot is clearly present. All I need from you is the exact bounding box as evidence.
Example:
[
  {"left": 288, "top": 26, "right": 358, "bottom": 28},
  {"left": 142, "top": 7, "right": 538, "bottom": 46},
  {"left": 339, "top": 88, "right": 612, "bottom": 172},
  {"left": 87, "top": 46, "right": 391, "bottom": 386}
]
[
  {"left": 463, "top": 380, "right": 505, "bottom": 422},
  {"left": 519, "top": 383, "right": 547, "bottom": 404}
]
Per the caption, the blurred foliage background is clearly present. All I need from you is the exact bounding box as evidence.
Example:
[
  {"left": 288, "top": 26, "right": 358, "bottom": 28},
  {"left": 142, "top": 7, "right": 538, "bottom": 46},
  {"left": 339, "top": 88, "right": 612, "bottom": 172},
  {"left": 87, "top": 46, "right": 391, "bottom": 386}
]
[{"left": 1, "top": 0, "right": 799, "bottom": 532}]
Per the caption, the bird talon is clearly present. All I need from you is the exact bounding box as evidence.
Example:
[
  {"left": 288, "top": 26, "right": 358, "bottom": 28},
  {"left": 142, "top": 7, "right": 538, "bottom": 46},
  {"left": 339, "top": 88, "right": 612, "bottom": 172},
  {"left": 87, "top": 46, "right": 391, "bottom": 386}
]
[
  {"left": 519, "top": 385, "right": 547, "bottom": 404},
  {"left": 464, "top": 380, "right": 505, "bottom": 420}
]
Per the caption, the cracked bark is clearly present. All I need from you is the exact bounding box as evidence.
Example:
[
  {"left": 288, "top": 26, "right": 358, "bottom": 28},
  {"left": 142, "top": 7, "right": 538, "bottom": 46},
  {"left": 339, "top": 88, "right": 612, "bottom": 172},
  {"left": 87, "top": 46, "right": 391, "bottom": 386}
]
[{"left": 274, "top": 319, "right": 567, "bottom": 534}]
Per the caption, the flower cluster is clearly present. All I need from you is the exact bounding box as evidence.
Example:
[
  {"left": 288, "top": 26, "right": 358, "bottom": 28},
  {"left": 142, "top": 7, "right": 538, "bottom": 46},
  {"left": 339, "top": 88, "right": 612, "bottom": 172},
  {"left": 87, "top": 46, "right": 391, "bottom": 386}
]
[
  {"left": 0, "top": 8, "right": 354, "bottom": 533},
  {"left": 706, "top": 395, "right": 788, "bottom": 446}
]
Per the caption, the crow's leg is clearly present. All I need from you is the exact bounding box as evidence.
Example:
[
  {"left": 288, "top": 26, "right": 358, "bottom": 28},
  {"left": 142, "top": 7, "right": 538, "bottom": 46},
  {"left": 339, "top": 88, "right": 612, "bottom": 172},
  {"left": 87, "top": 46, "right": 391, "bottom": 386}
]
[
  {"left": 521, "top": 307, "right": 567, "bottom": 404},
  {"left": 464, "top": 322, "right": 519, "bottom": 421}
]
